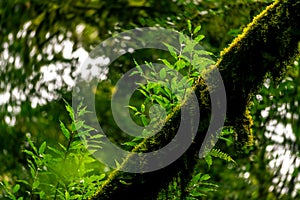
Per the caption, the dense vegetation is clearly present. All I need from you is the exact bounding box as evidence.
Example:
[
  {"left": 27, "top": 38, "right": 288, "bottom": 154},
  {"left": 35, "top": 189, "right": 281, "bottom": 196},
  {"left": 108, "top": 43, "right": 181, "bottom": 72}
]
[{"left": 1, "top": 0, "right": 300, "bottom": 199}]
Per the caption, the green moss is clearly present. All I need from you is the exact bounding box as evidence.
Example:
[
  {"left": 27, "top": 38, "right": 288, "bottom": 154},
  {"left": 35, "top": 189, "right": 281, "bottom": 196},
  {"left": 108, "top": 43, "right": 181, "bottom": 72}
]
[{"left": 212, "top": 0, "right": 300, "bottom": 148}]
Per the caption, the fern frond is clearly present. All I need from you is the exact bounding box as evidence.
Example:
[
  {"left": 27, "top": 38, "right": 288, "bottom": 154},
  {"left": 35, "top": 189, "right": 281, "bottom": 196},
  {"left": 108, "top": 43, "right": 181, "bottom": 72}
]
[{"left": 209, "top": 149, "right": 236, "bottom": 164}]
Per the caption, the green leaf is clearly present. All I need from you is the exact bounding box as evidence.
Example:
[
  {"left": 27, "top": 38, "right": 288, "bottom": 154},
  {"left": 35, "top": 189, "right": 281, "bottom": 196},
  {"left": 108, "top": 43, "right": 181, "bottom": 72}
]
[
  {"left": 115, "top": 160, "right": 121, "bottom": 168},
  {"left": 26, "top": 136, "right": 38, "bottom": 154},
  {"left": 12, "top": 184, "right": 20, "bottom": 193},
  {"left": 146, "top": 82, "right": 155, "bottom": 90},
  {"left": 153, "top": 95, "right": 165, "bottom": 107},
  {"left": 65, "top": 190, "right": 70, "bottom": 200},
  {"left": 193, "top": 25, "right": 201, "bottom": 34},
  {"left": 29, "top": 166, "right": 35, "bottom": 178},
  {"left": 182, "top": 40, "right": 196, "bottom": 53},
  {"left": 63, "top": 99, "right": 75, "bottom": 121},
  {"left": 32, "top": 180, "right": 40, "bottom": 189},
  {"left": 138, "top": 88, "right": 150, "bottom": 98},
  {"left": 130, "top": 70, "right": 140, "bottom": 76},
  {"left": 187, "top": 19, "right": 192, "bottom": 32},
  {"left": 158, "top": 87, "right": 168, "bottom": 97},
  {"left": 144, "top": 61, "right": 154, "bottom": 70},
  {"left": 195, "top": 34, "right": 205, "bottom": 42},
  {"left": 32, "top": 12, "right": 45, "bottom": 26},
  {"left": 200, "top": 174, "right": 211, "bottom": 181},
  {"left": 178, "top": 54, "right": 191, "bottom": 62},
  {"left": 192, "top": 71, "right": 200, "bottom": 77},
  {"left": 17, "top": 180, "right": 29, "bottom": 186},
  {"left": 76, "top": 101, "right": 83, "bottom": 112},
  {"left": 164, "top": 43, "right": 178, "bottom": 59},
  {"left": 98, "top": 173, "right": 106, "bottom": 180},
  {"left": 48, "top": 146, "right": 64, "bottom": 156},
  {"left": 163, "top": 97, "right": 170, "bottom": 104},
  {"left": 194, "top": 49, "right": 213, "bottom": 56},
  {"left": 134, "top": 111, "right": 141, "bottom": 116},
  {"left": 134, "top": 59, "right": 143, "bottom": 73},
  {"left": 192, "top": 56, "right": 214, "bottom": 71},
  {"left": 141, "top": 104, "right": 145, "bottom": 113},
  {"left": 191, "top": 173, "right": 202, "bottom": 183},
  {"left": 179, "top": 33, "right": 186, "bottom": 45},
  {"left": 23, "top": 149, "right": 35, "bottom": 157},
  {"left": 205, "top": 155, "right": 212, "bottom": 169},
  {"left": 141, "top": 115, "right": 148, "bottom": 126},
  {"left": 171, "top": 77, "right": 178, "bottom": 91},
  {"left": 190, "top": 191, "right": 205, "bottom": 197},
  {"left": 209, "top": 149, "right": 236, "bottom": 164},
  {"left": 159, "top": 58, "right": 174, "bottom": 69},
  {"left": 38, "top": 141, "right": 46, "bottom": 154},
  {"left": 175, "top": 59, "right": 186, "bottom": 70},
  {"left": 78, "top": 105, "right": 88, "bottom": 117},
  {"left": 153, "top": 84, "right": 160, "bottom": 94},
  {"left": 58, "top": 143, "right": 67, "bottom": 152},
  {"left": 60, "top": 121, "right": 70, "bottom": 140},
  {"left": 159, "top": 68, "right": 166, "bottom": 79},
  {"left": 132, "top": 137, "right": 143, "bottom": 142},
  {"left": 219, "top": 136, "right": 233, "bottom": 144},
  {"left": 71, "top": 121, "right": 76, "bottom": 132},
  {"left": 221, "top": 127, "right": 234, "bottom": 136},
  {"left": 120, "top": 180, "right": 132, "bottom": 185},
  {"left": 74, "top": 120, "right": 84, "bottom": 131},
  {"left": 122, "top": 141, "right": 138, "bottom": 147},
  {"left": 128, "top": 105, "right": 138, "bottom": 112},
  {"left": 69, "top": 140, "right": 83, "bottom": 150}
]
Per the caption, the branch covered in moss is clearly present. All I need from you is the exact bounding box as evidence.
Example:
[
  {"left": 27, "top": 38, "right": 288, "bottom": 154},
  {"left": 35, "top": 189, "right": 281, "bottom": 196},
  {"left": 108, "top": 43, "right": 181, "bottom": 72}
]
[
  {"left": 218, "top": 0, "right": 300, "bottom": 146},
  {"left": 92, "top": 0, "right": 300, "bottom": 199}
]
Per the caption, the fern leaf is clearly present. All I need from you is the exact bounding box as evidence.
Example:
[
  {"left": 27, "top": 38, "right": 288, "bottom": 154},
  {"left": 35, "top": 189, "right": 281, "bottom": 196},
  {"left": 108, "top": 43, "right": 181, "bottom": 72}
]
[{"left": 209, "top": 149, "right": 236, "bottom": 164}]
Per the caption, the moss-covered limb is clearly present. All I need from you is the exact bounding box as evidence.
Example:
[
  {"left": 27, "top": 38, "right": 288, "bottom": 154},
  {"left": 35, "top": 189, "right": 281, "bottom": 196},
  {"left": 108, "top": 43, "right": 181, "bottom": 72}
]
[
  {"left": 217, "top": 0, "right": 300, "bottom": 146},
  {"left": 91, "top": 92, "right": 211, "bottom": 199},
  {"left": 92, "top": 1, "right": 300, "bottom": 199}
]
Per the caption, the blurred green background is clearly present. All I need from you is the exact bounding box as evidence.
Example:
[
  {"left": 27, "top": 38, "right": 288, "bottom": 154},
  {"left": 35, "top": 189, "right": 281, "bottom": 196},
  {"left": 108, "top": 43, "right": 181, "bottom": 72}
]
[{"left": 0, "top": 0, "right": 299, "bottom": 199}]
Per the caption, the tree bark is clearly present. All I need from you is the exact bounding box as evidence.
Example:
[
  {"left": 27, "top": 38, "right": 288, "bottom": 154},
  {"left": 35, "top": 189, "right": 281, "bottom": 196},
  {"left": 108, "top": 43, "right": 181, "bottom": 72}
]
[{"left": 92, "top": 0, "right": 300, "bottom": 199}]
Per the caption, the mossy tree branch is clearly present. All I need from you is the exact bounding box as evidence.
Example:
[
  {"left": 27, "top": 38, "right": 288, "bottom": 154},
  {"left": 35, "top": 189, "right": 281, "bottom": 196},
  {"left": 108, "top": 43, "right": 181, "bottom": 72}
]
[
  {"left": 219, "top": 0, "right": 300, "bottom": 146},
  {"left": 92, "top": 0, "right": 300, "bottom": 199}
]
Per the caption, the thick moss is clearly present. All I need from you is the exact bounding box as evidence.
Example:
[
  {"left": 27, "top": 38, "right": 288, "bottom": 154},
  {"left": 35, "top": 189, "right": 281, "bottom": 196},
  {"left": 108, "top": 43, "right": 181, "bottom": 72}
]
[{"left": 217, "top": 0, "right": 300, "bottom": 147}]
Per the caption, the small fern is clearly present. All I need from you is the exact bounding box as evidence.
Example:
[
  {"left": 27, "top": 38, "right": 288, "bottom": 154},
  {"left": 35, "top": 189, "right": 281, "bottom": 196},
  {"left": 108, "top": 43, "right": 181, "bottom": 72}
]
[
  {"left": 186, "top": 173, "right": 218, "bottom": 199},
  {"left": 209, "top": 149, "right": 236, "bottom": 163}
]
